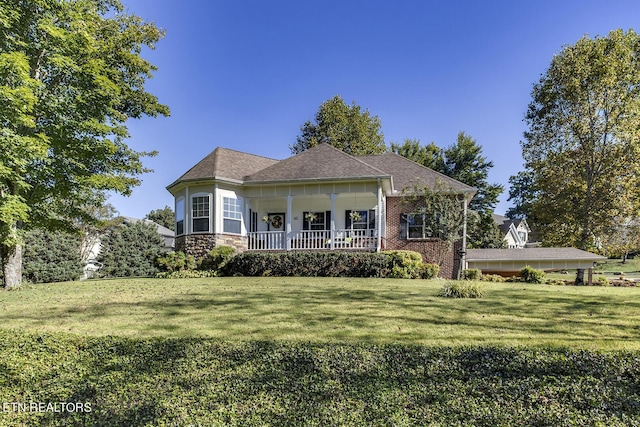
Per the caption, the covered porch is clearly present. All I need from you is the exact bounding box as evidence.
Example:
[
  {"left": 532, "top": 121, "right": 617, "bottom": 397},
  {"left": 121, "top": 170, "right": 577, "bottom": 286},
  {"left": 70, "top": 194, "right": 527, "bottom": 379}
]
[{"left": 244, "top": 185, "right": 384, "bottom": 252}]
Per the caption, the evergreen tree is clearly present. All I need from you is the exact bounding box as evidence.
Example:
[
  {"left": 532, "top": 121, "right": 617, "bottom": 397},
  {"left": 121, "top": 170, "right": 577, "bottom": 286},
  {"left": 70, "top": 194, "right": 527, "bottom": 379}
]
[
  {"left": 98, "top": 220, "right": 163, "bottom": 278},
  {"left": 23, "top": 229, "right": 83, "bottom": 283}
]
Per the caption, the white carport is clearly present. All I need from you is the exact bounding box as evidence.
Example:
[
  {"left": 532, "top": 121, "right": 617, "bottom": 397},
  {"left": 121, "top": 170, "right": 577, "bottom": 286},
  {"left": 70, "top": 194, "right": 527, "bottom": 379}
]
[{"left": 466, "top": 248, "right": 606, "bottom": 282}]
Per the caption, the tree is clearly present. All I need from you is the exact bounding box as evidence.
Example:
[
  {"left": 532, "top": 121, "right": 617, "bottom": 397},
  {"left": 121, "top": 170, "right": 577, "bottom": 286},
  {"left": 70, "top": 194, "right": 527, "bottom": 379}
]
[
  {"left": 0, "top": 1, "right": 169, "bottom": 289},
  {"left": 23, "top": 229, "right": 83, "bottom": 283},
  {"left": 390, "top": 138, "right": 443, "bottom": 171},
  {"left": 97, "top": 220, "right": 163, "bottom": 278},
  {"left": 505, "top": 170, "right": 538, "bottom": 220},
  {"left": 521, "top": 29, "right": 640, "bottom": 250},
  {"left": 401, "top": 180, "right": 466, "bottom": 271},
  {"left": 145, "top": 206, "right": 174, "bottom": 231},
  {"left": 392, "top": 133, "right": 505, "bottom": 248},
  {"left": 291, "top": 95, "right": 386, "bottom": 155}
]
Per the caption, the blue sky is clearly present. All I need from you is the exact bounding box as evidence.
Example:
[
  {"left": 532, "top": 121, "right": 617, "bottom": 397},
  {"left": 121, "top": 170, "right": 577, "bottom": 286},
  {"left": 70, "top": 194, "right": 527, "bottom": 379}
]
[{"left": 110, "top": 0, "right": 640, "bottom": 218}]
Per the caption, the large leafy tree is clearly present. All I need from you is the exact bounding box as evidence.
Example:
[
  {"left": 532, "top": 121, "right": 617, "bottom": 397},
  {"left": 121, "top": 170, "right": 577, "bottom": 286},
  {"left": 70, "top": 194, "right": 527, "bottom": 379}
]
[
  {"left": 291, "top": 95, "right": 386, "bottom": 155},
  {"left": 521, "top": 29, "right": 640, "bottom": 250},
  {"left": 0, "top": 0, "right": 169, "bottom": 288},
  {"left": 390, "top": 138, "right": 443, "bottom": 171},
  {"left": 145, "top": 206, "right": 174, "bottom": 231}
]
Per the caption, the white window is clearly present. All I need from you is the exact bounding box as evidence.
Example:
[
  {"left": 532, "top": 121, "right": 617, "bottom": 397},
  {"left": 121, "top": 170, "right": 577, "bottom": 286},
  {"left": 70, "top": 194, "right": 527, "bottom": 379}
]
[
  {"left": 192, "top": 195, "right": 210, "bottom": 233},
  {"left": 175, "top": 197, "right": 185, "bottom": 235},
  {"left": 401, "top": 213, "right": 442, "bottom": 239},
  {"left": 223, "top": 197, "right": 242, "bottom": 234}
]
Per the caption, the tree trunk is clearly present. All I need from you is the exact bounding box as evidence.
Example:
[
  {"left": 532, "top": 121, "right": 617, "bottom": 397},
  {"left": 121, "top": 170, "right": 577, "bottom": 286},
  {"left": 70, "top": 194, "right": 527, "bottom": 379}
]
[
  {"left": 575, "top": 268, "right": 585, "bottom": 286},
  {"left": 2, "top": 244, "right": 23, "bottom": 289}
]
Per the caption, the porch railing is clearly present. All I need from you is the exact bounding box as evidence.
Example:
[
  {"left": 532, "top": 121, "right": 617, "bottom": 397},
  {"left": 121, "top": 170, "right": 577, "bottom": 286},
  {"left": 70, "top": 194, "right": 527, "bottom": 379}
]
[
  {"left": 247, "top": 231, "right": 286, "bottom": 250},
  {"left": 247, "top": 229, "right": 377, "bottom": 251}
]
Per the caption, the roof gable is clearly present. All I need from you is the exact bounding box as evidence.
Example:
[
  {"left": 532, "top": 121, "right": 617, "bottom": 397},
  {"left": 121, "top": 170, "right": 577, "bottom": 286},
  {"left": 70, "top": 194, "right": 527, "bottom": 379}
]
[{"left": 245, "top": 143, "right": 388, "bottom": 182}]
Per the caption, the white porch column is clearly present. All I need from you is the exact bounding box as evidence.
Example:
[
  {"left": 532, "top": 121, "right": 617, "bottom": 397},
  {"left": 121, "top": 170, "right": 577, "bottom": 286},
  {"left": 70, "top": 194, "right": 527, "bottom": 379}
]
[
  {"left": 286, "top": 195, "right": 293, "bottom": 250},
  {"left": 330, "top": 193, "right": 337, "bottom": 250},
  {"left": 376, "top": 179, "right": 382, "bottom": 252},
  {"left": 212, "top": 183, "right": 218, "bottom": 234}
]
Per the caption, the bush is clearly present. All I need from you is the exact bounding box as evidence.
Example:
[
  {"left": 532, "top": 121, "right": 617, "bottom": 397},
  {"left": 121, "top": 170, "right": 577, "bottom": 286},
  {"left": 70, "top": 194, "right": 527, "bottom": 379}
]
[
  {"left": 156, "top": 251, "right": 196, "bottom": 272},
  {"left": 199, "top": 245, "right": 236, "bottom": 272},
  {"left": 420, "top": 263, "right": 440, "bottom": 279},
  {"left": 155, "top": 270, "right": 217, "bottom": 279},
  {"left": 98, "top": 221, "right": 164, "bottom": 278},
  {"left": 23, "top": 229, "right": 84, "bottom": 283},
  {"left": 462, "top": 268, "right": 481, "bottom": 281},
  {"left": 481, "top": 274, "right": 506, "bottom": 282},
  {"left": 520, "top": 265, "right": 546, "bottom": 284},
  {"left": 382, "top": 250, "right": 424, "bottom": 279},
  {"left": 439, "top": 280, "right": 484, "bottom": 298},
  {"left": 224, "top": 251, "right": 393, "bottom": 278},
  {"left": 595, "top": 276, "right": 610, "bottom": 286}
]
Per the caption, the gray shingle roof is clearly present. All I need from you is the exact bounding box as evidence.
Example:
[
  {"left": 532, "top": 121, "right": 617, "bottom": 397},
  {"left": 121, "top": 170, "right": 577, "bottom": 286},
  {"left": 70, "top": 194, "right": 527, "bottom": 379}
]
[
  {"left": 169, "top": 147, "right": 279, "bottom": 186},
  {"left": 168, "top": 143, "right": 475, "bottom": 194},
  {"left": 466, "top": 248, "right": 605, "bottom": 262},
  {"left": 245, "top": 143, "right": 388, "bottom": 182},
  {"left": 360, "top": 152, "right": 476, "bottom": 193}
]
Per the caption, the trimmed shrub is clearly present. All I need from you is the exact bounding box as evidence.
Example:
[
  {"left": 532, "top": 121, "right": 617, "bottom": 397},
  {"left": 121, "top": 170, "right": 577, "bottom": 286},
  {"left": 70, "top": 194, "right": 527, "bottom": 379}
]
[
  {"left": 382, "top": 250, "right": 424, "bottom": 279},
  {"left": 199, "top": 245, "right": 236, "bottom": 272},
  {"left": 23, "top": 229, "right": 84, "bottom": 283},
  {"left": 156, "top": 251, "right": 196, "bottom": 273},
  {"left": 462, "top": 268, "right": 481, "bottom": 281},
  {"left": 224, "top": 251, "right": 392, "bottom": 278},
  {"left": 439, "top": 280, "right": 484, "bottom": 298},
  {"left": 595, "top": 276, "right": 610, "bottom": 286},
  {"left": 520, "top": 265, "right": 546, "bottom": 284}
]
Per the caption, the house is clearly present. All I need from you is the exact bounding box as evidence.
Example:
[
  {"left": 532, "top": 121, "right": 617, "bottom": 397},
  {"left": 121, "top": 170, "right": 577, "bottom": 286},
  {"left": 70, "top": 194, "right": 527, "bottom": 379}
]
[
  {"left": 166, "top": 144, "right": 476, "bottom": 279},
  {"left": 492, "top": 214, "right": 534, "bottom": 248}
]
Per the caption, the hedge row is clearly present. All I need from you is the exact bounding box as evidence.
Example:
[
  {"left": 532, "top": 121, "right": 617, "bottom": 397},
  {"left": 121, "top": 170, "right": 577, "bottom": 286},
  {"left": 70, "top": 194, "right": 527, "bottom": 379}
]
[
  {"left": 1, "top": 331, "right": 639, "bottom": 426},
  {"left": 220, "top": 250, "right": 439, "bottom": 279}
]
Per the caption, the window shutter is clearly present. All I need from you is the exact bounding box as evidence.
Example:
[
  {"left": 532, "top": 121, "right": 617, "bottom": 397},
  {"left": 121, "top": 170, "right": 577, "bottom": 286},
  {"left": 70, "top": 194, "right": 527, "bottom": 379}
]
[
  {"left": 325, "top": 211, "right": 331, "bottom": 231},
  {"left": 400, "top": 213, "right": 408, "bottom": 239},
  {"left": 303, "top": 211, "right": 309, "bottom": 230},
  {"left": 345, "top": 210, "right": 352, "bottom": 229}
]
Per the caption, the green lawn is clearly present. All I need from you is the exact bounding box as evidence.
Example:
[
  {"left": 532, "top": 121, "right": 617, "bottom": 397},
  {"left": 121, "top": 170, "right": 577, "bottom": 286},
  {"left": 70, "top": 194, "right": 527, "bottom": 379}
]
[{"left": 2, "top": 277, "right": 638, "bottom": 350}]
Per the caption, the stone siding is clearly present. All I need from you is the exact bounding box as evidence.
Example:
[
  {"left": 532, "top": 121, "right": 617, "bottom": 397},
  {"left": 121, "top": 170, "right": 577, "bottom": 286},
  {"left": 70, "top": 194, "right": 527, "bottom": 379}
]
[
  {"left": 175, "top": 233, "right": 247, "bottom": 261},
  {"left": 384, "top": 197, "right": 462, "bottom": 279}
]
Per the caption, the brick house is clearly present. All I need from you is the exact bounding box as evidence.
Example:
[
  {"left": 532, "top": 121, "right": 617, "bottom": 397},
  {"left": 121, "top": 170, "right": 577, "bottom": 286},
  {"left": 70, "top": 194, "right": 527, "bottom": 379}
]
[{"left": 166, "top": 144, "right": 476, "bottom": 278}]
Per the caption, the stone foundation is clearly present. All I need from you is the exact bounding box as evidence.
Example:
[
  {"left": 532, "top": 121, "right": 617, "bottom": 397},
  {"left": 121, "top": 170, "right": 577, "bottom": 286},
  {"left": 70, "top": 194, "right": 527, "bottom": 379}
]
[{"left": 175, "top": 233, "right": 247, "bottom": 261}]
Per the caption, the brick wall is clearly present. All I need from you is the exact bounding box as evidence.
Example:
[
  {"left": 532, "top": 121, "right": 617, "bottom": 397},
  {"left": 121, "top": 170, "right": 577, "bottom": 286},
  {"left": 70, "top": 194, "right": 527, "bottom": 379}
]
[
  {"left": 385, "top": 196, "right": 462, "bottom": 279},
  {"left": 175, "top": 233, "right": 247, "bottom": 261}
]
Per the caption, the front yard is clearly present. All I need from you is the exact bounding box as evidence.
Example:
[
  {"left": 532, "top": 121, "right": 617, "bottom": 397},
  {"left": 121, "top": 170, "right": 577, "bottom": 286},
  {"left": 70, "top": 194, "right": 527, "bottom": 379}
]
[{"left": 2, "top": 277, "right": 638, "bottom": 350}]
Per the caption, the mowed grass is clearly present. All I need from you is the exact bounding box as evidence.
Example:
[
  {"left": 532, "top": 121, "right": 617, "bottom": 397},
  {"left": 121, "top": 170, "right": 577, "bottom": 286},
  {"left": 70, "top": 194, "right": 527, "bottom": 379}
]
[{"left": 1, "top": 277, "right": 639, "bottom": 350}]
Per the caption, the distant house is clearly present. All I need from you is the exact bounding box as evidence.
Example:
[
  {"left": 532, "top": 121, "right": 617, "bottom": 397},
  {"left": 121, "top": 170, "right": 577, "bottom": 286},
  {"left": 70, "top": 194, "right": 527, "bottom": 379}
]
[
  {"left": 492, "top": 214, "right": 534, "bottom": 249},
  {"left": 166, "top": 143, "right": 476, "bottom": 279}
]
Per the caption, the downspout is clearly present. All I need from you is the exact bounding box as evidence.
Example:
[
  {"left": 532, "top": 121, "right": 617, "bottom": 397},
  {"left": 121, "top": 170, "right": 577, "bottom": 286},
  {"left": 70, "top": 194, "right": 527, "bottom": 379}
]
[{"left": 458, "top": 197, "right": 468, "bottom": 280}]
